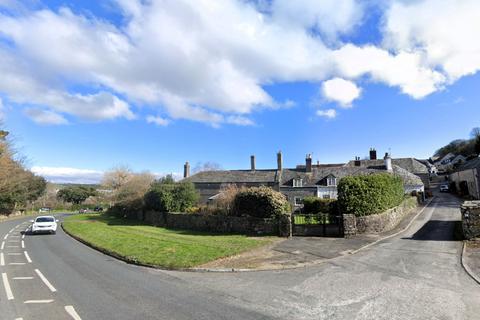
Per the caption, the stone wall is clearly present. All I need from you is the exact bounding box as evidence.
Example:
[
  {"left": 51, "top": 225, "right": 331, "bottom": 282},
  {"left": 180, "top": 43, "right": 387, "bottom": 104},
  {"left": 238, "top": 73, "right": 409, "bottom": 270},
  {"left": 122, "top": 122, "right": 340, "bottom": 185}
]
[
  {"left": 343, "top": 197, "right": 418, "bottom": 235},
  {"left": 461, "top": 201, "right": 480, "bottom": 240},
  {"left": 143, "top": 211, "right": 291, "bottom": 237}
]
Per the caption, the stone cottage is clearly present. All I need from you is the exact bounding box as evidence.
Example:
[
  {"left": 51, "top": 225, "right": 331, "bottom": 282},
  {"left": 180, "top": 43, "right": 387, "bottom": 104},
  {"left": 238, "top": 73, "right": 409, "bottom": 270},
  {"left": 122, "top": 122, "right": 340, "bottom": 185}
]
[
  {"left": 344, "top": 148, "right": 431, "bottom": 189},
  {"left": 182, "top": 152, "right": 424, "bottom": 208},
  {"left": 449, "top": 157, "right": 480, "bottom": 199}
]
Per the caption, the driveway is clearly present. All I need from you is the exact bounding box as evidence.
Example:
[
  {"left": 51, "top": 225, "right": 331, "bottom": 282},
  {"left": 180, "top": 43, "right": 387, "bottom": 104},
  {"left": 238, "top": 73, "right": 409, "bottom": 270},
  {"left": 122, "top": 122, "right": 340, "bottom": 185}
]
[{"left": 0, "top": 191, "right": 479, "bottom": 319}]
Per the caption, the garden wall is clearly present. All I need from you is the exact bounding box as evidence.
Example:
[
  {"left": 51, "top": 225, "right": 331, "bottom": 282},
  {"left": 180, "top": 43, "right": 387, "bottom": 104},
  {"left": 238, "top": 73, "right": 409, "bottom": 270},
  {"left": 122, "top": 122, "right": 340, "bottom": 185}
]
[
  {"left": 461, "top": 200, "right": 480, "bottom": 239},
  {"left": 343, "top": 196, "right": 418, "bottom": 236},
  {"left": 143, "top": 211, "right": 291, "bottom": 237}
]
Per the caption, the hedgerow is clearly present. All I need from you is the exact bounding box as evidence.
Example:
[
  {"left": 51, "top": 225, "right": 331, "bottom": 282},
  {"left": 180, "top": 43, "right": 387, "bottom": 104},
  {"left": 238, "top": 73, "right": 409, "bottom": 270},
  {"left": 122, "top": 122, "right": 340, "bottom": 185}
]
[
  {"left": 337, "top": 173, "right": 404, "bottom": 216},
  {"left": 232, "top": 186, "right": 290, "bottom": 218}
]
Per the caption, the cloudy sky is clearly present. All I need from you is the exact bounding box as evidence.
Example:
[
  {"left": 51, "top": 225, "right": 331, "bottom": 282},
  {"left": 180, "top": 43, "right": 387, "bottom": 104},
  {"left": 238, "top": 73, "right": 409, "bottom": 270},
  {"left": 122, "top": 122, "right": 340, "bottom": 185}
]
[{"left": 1, "top": 0, "right": 480, "bottom": 183}]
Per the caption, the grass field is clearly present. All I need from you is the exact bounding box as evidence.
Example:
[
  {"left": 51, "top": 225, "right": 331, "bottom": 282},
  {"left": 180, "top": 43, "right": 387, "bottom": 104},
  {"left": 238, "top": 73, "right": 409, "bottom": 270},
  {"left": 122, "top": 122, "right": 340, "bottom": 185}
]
[{"left": 62, "top": 214, "right": 273, "bottom": 269}]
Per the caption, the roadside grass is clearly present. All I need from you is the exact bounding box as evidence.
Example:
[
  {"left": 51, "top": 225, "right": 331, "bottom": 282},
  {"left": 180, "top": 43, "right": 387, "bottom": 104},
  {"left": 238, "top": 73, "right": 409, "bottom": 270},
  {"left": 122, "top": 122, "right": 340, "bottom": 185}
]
[{"left": 62, "top": 214, "right": 275, "bottom": 269}]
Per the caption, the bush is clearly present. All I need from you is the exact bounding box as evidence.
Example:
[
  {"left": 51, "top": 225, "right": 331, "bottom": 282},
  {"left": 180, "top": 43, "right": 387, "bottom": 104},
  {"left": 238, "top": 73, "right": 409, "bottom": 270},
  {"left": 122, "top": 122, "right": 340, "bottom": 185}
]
[
  {"left": 232, "top": 186, "right": 290, "bottom": 218},
  {"left": 337, "top": 173, "right": 404, "bottom": 216},
  {"left": 144, "top": 181, "right": 199, "bottom": 213},
  {"left": 303, "top": 197, "right": 336, "bottom": 214}
]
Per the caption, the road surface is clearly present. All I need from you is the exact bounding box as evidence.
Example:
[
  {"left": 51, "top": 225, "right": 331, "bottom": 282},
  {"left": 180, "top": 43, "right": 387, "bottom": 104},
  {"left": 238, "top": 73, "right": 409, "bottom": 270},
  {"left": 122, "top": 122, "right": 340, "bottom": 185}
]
[{"left": 1, "top": 191, "right": 479, "bottom": 319}]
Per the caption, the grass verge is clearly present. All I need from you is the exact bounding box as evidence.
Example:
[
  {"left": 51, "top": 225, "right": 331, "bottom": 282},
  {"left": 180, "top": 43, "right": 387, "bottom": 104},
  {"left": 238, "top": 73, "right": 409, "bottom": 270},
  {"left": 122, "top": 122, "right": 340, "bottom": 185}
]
[{"left": 62, "top": 214, "right": 274, "bottom": 269}]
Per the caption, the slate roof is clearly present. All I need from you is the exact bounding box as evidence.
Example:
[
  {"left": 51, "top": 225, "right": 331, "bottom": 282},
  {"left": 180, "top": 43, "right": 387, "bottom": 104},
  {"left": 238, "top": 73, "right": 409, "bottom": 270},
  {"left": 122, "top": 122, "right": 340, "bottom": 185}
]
[
  {"left": 345, "top": 158, "right": 429, "bottom": 174},
  {"left": 183, "top": 169, "right": 279, "bottom": 183},
  {"left": 280, "top": 165, "right": 423, "bottom": 187},
  {"left": 453, "top": 157, "right": 480, "bottom": 172}
]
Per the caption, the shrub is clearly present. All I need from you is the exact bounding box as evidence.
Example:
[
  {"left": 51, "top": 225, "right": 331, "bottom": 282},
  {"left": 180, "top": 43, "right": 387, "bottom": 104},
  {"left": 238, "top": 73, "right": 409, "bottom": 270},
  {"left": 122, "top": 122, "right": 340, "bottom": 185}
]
[
  {"left": 232, "top": 186, "right": 290, "bottom": 218},
  {"left": 303, "top": 197, "right": 336, "bottom": 214},
  {"left": 337, "top": 173, "right": 404, "bottom": 216},
  {"left": 144, "top": 181, "right": 199, "bottom": 213}
]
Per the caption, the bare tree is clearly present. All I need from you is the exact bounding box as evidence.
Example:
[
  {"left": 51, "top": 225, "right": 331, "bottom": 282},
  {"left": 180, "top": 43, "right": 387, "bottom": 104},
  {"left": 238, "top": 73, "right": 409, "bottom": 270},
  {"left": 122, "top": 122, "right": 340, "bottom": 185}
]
[
  {"left": 470, "top": 127, "right": 480, "bottom": 139},
  {"left": 193, "top": 161, "right": 222, "bottom": 174}
]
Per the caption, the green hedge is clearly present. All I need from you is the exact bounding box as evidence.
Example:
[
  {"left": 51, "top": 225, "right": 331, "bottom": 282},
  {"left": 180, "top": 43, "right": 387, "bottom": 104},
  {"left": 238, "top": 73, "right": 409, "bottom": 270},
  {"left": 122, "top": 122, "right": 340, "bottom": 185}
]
[
  {"left": 232, "top": 186, "right": 290, "bottom": 218},
  {"left": 303, "top": 197, "right": 337, "bottom": 214},
  {"left": 144, "top": 181, "right": 199, "bottom": 213},
  {"left": 337, "top": 173, "right": 404, "bottom": 217}
]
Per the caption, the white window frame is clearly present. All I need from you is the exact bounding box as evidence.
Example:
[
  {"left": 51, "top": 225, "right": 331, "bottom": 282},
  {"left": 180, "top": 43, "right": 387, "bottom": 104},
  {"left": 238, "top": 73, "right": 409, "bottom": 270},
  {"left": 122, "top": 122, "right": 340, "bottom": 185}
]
[
  {"left": 294, "top": 197, "right": 303, "bottom": 206},
  {"left": 327, "top": 176, "right": 337, "bottom": 187},
  {"left": 293, "top": 178, "right": 303, "bottom": 187}
]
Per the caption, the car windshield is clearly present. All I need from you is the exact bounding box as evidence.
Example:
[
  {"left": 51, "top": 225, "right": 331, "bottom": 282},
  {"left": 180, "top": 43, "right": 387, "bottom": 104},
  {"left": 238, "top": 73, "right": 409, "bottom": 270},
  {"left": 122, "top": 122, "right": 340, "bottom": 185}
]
[{"left": 36, "top": 217, "right": 54, "bottom": 223}]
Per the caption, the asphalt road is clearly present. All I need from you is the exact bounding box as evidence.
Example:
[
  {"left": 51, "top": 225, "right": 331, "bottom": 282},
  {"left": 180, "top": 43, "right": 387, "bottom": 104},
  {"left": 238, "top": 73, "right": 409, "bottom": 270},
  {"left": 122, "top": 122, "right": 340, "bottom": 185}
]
[{"left": 1, "top": 191, "right": 479, "bottom": 320}]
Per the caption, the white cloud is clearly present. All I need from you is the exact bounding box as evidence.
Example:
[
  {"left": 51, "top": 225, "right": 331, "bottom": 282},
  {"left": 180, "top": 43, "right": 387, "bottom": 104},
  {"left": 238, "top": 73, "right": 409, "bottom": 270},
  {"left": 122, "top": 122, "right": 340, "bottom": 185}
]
[
  {"left": 31, "top": 166, "right": 104, "bottom": 184},
  {"left": 24, "top": 108, "right": 68, "bottom": 125},
  {"left": 383, "top": 0, "right": 480, "bottom": 80},
  {"left": 321, "top": 78, "right": 361, "bottom": 107},
  {"left": 146, "top": 115, "right": 170, "bottom": 126},
  {"left": 0, "top": 1, "right": 478, "bottom": 125},
  {"left": 316, "top": 109, "right": 337, "bottom": 119}
]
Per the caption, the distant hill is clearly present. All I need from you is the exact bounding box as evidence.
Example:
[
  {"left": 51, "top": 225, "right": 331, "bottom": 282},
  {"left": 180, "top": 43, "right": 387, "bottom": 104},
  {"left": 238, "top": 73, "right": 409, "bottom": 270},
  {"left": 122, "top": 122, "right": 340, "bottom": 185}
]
[
  {"left": 434, "top": 128, "right": 480, "bottom": 159},
  {"left": 54, "top": 183, "right": 101, "bottom": 189}
]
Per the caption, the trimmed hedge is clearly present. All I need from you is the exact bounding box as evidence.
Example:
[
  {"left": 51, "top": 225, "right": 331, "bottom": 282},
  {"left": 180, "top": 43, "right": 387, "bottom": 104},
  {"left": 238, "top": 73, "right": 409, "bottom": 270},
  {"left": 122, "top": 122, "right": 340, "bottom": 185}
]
[
  {"left": 232, "top": 186, "right": 290, "bottom": 218},
  {"left": 144, "top": 181, "right": 199, "bottom": 213},
  {"left": 337, "top": 173, "right": 404, "bottom": 217},
  {"left": 303, "top": 197, "right": 337, "bottom": 214}
]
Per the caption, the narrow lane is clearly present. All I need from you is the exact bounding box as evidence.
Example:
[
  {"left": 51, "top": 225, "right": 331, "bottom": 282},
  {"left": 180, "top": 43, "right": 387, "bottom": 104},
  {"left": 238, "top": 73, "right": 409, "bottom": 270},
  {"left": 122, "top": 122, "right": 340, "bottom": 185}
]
[{"left": 1, "top": 191, "right": 479, "bottom": 319}]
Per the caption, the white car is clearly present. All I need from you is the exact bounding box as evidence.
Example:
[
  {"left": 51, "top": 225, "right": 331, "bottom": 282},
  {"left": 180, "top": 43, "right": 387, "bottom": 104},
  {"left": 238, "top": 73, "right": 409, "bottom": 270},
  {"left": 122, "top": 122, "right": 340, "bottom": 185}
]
[
  {"left": 440, "top": 184, "right": 450, "bottom": 192},
  {"left": 30, "top": 216, "right": 59, "bottom": 234}
]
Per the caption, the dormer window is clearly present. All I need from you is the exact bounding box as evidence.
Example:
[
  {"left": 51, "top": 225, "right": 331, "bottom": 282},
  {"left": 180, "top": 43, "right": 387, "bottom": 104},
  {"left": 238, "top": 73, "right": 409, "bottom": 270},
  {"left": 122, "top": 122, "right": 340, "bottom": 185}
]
[
  {"left": 293, "top": 178, "right": 303, "bottom": 187},
  {"left": 327, "top": 176, "right": 337, "bottom": 186}
]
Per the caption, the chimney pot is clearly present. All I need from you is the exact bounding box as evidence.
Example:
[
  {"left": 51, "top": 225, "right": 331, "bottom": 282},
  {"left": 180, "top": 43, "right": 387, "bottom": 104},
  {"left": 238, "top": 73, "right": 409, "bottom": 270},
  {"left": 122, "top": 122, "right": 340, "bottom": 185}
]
[
  {"left": 369, "top": 148, "right": 377, "bottom": 160},
  {"left": 250, "top": 155, "right": 256, "bottom": 171},
  {"left": 183, "top": 161, "right": 190, "bottom": 178},
  {"left": 384, "top": 153, "right": 393, "bottom": 171},
  {"left": 306, "top": 154, "right": 312, "bottom": 172},
  {"left": 277, "top": 151, "right": 283, "bottom": 171}
]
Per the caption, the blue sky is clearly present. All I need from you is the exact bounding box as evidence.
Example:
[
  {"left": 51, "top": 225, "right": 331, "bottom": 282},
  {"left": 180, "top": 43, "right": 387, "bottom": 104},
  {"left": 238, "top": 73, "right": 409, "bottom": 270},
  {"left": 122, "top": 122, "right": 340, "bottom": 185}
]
[{"left": 1, "top": 0, "right": 479, "bottom": 183}]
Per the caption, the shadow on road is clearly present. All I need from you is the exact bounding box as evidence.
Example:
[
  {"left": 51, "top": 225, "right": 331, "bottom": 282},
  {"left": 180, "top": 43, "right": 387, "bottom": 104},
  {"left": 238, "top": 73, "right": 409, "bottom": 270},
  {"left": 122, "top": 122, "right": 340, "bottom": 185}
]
[{"left": 402, "top": 220, "right": 463, "bottom": 241}]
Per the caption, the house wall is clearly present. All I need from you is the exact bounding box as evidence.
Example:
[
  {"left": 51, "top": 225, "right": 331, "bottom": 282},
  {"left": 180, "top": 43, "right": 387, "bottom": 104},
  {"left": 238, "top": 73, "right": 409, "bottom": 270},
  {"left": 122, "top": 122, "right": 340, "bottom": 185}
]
[
  {"left": 450, "top": 169, "right": 480, "bottom": 199},
  {"left": 280, "top": 187, "right": 317, "bottom": 208}
]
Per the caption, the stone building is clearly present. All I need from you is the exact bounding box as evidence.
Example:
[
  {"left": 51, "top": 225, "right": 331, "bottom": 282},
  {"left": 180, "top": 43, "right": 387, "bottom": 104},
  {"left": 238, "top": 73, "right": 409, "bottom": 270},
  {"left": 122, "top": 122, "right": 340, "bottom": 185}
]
[
  {"left": 183, "top": 152, "right": 424, "bottom": 208},
  {"left": 449, "top": 157, "right": 480, "bottom": 199},
  {"left": 344, "top": 148, "right": 431, "bottom": 189}
]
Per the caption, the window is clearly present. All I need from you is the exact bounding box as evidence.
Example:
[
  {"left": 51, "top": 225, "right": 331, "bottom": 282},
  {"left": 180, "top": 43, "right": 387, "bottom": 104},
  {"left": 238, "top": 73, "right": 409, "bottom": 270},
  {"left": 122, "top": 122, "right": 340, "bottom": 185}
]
[
  {"left": 327, "top": 176, "right": 337, "bottom": 186},
  {"left": 323, "top": 194, "right": 331, "bottom": 199},
  {"left": 294, "top": 197, "right": 303, "bottom": 206},
  {"left": 293, "top": 178, "right": 303, "bottom": 187}
]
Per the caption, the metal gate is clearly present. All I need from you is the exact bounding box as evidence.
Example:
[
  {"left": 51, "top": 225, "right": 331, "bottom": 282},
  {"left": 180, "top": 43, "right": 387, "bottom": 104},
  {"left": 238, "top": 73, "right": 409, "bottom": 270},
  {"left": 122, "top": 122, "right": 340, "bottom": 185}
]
[{"left": 292, "top": 213, "right": 343, "bottom": 237}]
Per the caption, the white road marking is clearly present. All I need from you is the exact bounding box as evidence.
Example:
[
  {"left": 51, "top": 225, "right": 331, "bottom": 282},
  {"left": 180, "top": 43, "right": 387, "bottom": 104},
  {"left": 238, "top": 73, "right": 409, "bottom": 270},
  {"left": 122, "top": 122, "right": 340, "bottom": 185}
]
[
  {"left": 8, "top": 240, "right": 19, "bottom": 243},
  {"left": 7, "top": 246, "right": 19, "bottom": 248},
  {"left": 8, "top": 228, "right": 15, "bottom": 233},
  {"left": 35, "top": 269, "right": 56, "bottom": 292},
  {"left": 2, "top": 273, "right": 14, "bottom": 300},
  {"left": 21, "top": 241, "right": 24, "bottom": 249},
  {"left": 0, "top": 253, "right": 4, "bottom": 266},
  {"left": 23, "top": 251, "right": 32, "bottom": 263},
  {"left": 3, "top": 234, "right": 8, "bottom": 240},
  {"left": 15, "top": 317, "right": 23, "bottom": 320},
  {"left": 7, "top": 253, "right": 21, "bottom": 255},
  {"left": 21, "top": 234, "right": 25, "bottom": 239},
  {"left": 1, "top": 241, "right": 4, "bottom": 250},
  {"left": 13, "top": 277, "right": 34, "bottom": 280},
  {"left": 24, "top": 300, "right": 54, "bottom": 304},
  {"left": 9, "top": 263, "right": 26, "bottom": 266},
  {"left": 65, "top": 305, "right": 82, "bottom": 320}
]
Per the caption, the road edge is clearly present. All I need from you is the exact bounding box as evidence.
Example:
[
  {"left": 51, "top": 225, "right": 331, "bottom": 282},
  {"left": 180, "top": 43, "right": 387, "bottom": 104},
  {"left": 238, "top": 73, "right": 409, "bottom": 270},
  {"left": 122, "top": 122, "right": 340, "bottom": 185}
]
[
  {"left": 61, "top": 198, "right": 433, "bottom": 273},
  {"left": 461, "top": 241, "right": 480, "bottom": 285}
]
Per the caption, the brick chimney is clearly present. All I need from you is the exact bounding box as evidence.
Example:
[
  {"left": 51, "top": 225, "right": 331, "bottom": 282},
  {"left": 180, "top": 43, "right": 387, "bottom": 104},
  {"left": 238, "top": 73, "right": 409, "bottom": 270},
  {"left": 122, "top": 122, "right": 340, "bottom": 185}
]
[
  {"left": 369, "top": 148, "right": 377, "bottom": 160},
  {"left": 354, "top": 156, "right": 361, "bottom": 167},
  {"left": 277, "top": 151, "right": 283, "bottom": 171},
  {"left": 183, "top": 161, "right": 190, "bottom": 178},
  {"left": 250, "top": 155, "right": 256, "bottom": 171},
  {"left": 305, "top": 154, "right": 312, "bottom": 172}
]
